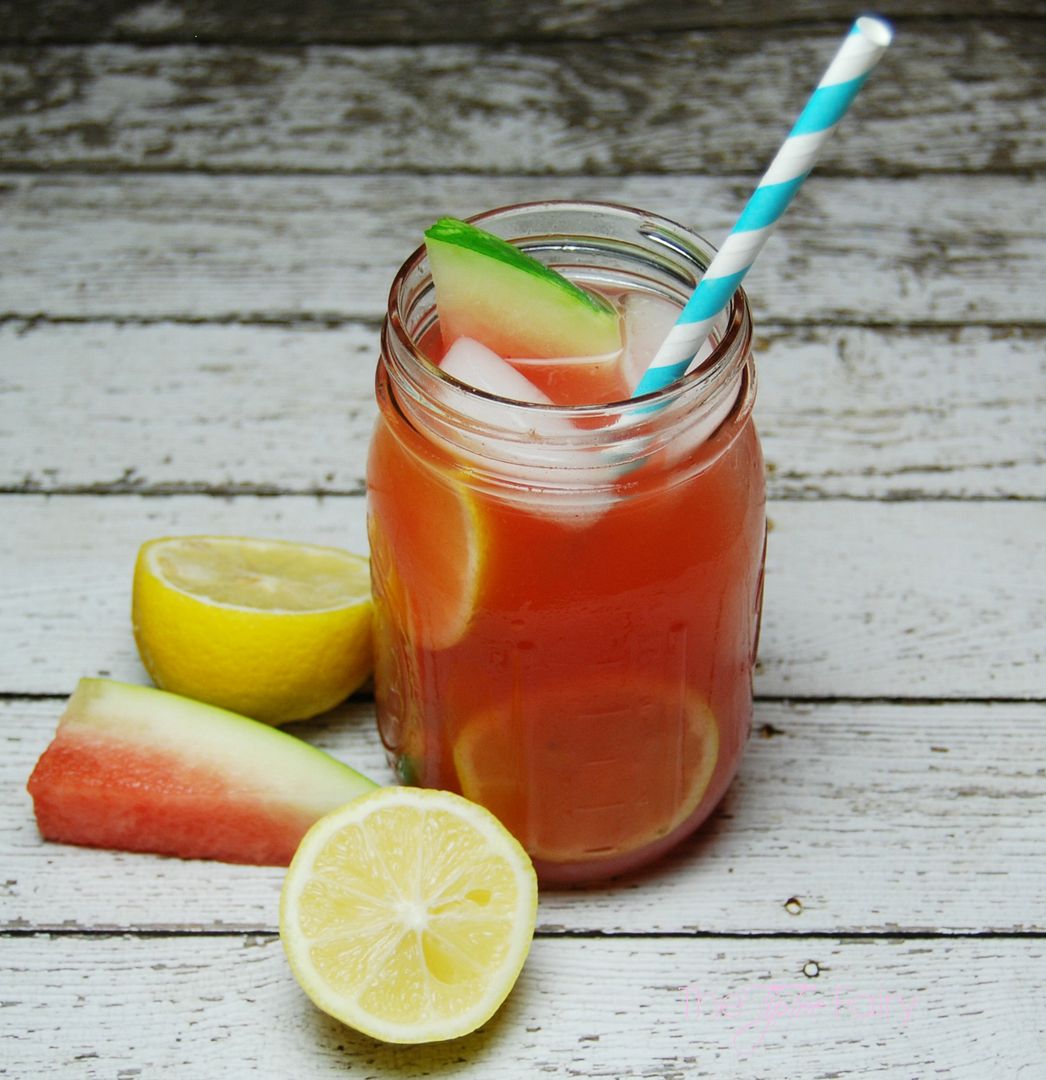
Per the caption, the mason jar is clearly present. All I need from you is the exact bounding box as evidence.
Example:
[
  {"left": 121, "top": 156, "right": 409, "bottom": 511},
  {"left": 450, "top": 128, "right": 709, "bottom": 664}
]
[{"left": 367, "top": 201, "right": 766, "bottom": 883}]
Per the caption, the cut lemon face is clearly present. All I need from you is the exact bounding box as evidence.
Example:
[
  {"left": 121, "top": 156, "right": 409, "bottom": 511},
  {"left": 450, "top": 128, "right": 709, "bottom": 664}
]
[
  {"left": 367, "top": 420, "right": 484, "bottom": 651},
  {"left": 279, "top": 786, "right": 538, "bottom": 1044},
  {"left": 453, "top": 679, "right": 720, "bottom": 864},
  {"left": 132, "top": 536, "right": 373, "bottom": 724}
]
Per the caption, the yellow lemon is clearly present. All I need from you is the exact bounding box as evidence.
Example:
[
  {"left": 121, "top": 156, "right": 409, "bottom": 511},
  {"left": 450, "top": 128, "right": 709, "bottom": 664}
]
[
  {"left": 132, "top": 536, "right": 372, "bottom": 724},
  {"left": 280, "top": 786, "right": 538, "bottom": 1044}
]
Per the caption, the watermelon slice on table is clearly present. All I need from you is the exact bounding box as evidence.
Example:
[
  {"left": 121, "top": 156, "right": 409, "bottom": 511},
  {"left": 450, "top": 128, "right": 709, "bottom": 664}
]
[{"left": 26, "top": 678, "right": 377, "bottom": 866}]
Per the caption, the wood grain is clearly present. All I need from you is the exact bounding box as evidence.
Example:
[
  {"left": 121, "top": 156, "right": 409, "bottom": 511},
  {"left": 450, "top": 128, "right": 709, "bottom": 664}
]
[
  {"left": 1, "top": 174, "right": 1043, "bottom": 324},
  {"left": 0, "top": 24, "right": 1041, "bottom": 174},
  {"left": 2, "top": 321, "right": 1043, "bottom": 500},
  {"left": 3, "top": 934, "right": 1043, "bottom": 1077},
  {"left": 1, "top": 495, "right": 1042, "bottom": 700},
  {"left": 0, "top": 12, "right": 1042, "bottom": 1079},
  {"left": 3, "top": 0, "right": 1044, "bottom": 44},
  {"left": 5, "top": 697, "right": 1044, "bottom": 935}
]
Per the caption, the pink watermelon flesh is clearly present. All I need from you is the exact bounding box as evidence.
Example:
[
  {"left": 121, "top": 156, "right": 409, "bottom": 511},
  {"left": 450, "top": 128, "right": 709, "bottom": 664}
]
[
  {"left": 27, "top": 678, "right": 377, "bottom": 866},
  {"left": 424, "top": 217, "right": 623, "bottom": 361},
  {"left": 29, "top": 733, "right": 309, "bottom": 865}
]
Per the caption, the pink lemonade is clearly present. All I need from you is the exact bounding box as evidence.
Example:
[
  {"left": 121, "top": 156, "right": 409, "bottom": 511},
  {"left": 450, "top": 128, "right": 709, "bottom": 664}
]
[{"left": 367, "top": 203, "right": 766, "bottom": 883}]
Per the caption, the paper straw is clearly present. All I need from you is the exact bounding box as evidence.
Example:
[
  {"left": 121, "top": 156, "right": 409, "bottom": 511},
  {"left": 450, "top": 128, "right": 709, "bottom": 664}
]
[{"left": 631, "top": 15, "right": 893, "bottom": 399}]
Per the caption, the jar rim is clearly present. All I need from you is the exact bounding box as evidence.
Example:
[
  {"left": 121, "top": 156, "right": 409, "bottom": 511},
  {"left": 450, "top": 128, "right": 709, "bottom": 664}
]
[{"left": 382, "top": 199, "right": 752, "bottom": 421}]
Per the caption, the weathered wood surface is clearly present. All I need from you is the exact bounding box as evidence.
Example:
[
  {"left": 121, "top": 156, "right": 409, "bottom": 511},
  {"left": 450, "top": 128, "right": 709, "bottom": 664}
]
[
  {"left": 2, "top": 174, "right": 1043, "bottom": 324},
  {"left": 2, "top": 321, "right": 1043, "bottom": 499},
  {"left": 0, "top": 24, "right": 1042, "bottom": 174},
  {"left": 1, "top": 6, "right": 1043, "bottom": 1074},
  {"left": 5, "top": 697, "right": 1044, "bottom": 934},
  {"left": 4, "top": 935, "right": 1043, "bottom": 1078},
  {"left": 3, "top": 0, "right": 1044, "bottom": 44},
  {"left": 1, "top": 496, "right": 1043, "bottom": 700}
]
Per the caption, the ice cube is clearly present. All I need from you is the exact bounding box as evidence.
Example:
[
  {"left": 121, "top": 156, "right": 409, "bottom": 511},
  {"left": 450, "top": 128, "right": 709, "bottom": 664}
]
[
  {"left": 435, "top": 337, "right": 616, "bottom": 528},
  {"left": 621, "top": 291, "right": 684, "bottom": 393},
  {"left": 621, "top": 291, "right": 721, "bottom": 391},
  {"left": 438, "top": 336, "right": 577, "bottom": 442},
  {"left": 440, "top": 336, "right": 554, "bottom": 405},
  {"left": 619, "top": 290, "right": 740, "bottom": 463}
]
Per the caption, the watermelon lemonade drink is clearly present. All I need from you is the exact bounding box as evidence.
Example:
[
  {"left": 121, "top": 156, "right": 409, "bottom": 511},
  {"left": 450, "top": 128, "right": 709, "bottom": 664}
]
[{"left": 367, "top": 202, "right": 766, "bottom": 883}]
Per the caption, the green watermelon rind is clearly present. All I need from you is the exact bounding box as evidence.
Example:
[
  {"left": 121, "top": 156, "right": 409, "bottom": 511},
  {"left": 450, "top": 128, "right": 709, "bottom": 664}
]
[
  {"left": 424, "top": 217, "right": 623, "bottom": 359},
  {"left": 425, "top": 217, "right": 616, "bottom": 318}
]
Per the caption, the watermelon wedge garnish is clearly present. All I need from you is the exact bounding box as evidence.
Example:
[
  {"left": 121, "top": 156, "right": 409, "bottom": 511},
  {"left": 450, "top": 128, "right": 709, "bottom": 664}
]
[
  {"left": 424, "top": 216, "right": 623, "bottom": 360},
  {"left": 26, "top": 678, "right": 377, "bottom": 866}
]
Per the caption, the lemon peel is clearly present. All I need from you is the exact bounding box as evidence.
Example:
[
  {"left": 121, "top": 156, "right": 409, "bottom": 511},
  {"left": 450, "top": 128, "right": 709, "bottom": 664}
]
[
  {"left": 132, "top": 535, "right": 372, "bottom": 724},
  {"left": 280, "top": 787, "right": 537, "bottom": 1044}
]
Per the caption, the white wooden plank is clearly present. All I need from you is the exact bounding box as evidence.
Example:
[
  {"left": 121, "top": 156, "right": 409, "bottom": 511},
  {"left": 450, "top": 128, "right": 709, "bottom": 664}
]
[
  {"left": 4, "top": 697, "right": 1044, "bottom": 934},
  {"left": 2, "top": 934, "right": 1042, "bottom": 1078},
  {"left": 0, "top": 28, "right": 1041, "bottom": 174},
  {"left": 0, "top": 495, "right": 1042, "bottom": 699},
  {"left": 2, "top": 321, "right": 1043, "bottom": 499},
  {"left": 0, "top": 322, "right": 379, "bottom": 496},
  {"left": 757, "top": 324, "right": 1046, "bottom": 500},
  {"left": 759, "top": 500, "right": 1045, "bottom": 699},
  {"left": 4, "top": 0, "right": 1035, "bottom": 44},
  {"left": 1, "top": 173, "right": 1042, "bottom": 324}
]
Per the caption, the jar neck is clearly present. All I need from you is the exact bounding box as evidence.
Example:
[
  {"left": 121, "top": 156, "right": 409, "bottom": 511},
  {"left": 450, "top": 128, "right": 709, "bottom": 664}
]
[{"left": 379, "top": 201, "right": 755, "bottom": 480}]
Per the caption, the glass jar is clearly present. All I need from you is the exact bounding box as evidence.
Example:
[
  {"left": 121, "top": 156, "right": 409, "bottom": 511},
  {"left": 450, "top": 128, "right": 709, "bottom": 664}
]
[{"left": 367, "top": 201, "right": 766, "bottom": 883}]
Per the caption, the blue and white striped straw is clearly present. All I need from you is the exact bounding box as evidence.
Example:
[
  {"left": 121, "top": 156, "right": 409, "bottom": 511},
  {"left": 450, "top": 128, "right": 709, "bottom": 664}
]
[{"left": 631, "top": 15, "right": 893, "bottom": 399}]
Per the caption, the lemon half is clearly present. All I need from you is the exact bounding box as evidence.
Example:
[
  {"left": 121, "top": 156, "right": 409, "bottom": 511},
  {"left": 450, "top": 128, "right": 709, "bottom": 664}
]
[
  {"left": 132, "top": 535, "right": 372, "bottom": 724},
  {"left": 280, "top": 786, "right": 538, "bottom": 1044}
]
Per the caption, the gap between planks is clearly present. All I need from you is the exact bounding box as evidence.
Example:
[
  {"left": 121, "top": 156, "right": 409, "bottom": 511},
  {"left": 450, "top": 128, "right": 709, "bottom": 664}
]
[
  {"left": 3, "top": 927, "right": 1046, "bottom": 940},
  {"left": 0, "top": 488, "right": 1040, "bottom": 502},
  {"left": 2, "top": 692, "right": 1043, "bottom": 705},
  {"left": 3, "top": 314, "right": 1046, "bottom": 330}
]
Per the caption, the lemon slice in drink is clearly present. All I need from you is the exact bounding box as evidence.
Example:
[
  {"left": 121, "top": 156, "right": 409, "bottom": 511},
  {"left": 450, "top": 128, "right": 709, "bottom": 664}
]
[
  {"left": 367, "top": 421, "right": 484, "bottom": 651},
  {"left": 280, "top": 786, "right": 538, "bottom": 1044},
  {"left": 132, "top": 536, "right": 373, "bottom": 724},
  {"left": 453, "top": 679, "right": 720, "bottom": 864}
]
